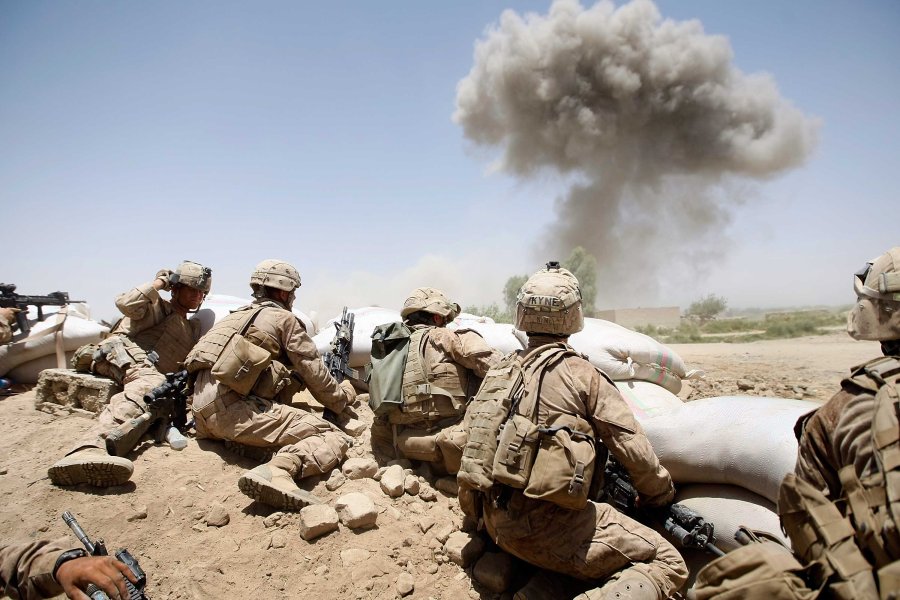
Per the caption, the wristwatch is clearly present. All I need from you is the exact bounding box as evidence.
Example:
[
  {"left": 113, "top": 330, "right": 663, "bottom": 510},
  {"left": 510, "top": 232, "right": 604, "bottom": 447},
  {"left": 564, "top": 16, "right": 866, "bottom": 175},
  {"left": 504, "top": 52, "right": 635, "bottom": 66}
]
[{"left": 52, "top": 548, "right": 88, "bottom": 580}]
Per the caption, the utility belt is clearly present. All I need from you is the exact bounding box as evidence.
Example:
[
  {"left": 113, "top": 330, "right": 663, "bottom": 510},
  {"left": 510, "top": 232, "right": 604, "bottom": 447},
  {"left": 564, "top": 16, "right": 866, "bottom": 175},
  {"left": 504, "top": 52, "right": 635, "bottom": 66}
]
[{"left": 390, "top": 383, "right": 466, "bottom": 425}]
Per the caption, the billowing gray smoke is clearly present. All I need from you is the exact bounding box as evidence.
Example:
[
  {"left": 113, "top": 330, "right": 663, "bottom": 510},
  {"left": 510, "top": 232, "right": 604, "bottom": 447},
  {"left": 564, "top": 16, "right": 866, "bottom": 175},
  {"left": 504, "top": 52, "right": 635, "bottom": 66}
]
[{"left": 454, "top": 0, "right": 819, "bottom": 307}]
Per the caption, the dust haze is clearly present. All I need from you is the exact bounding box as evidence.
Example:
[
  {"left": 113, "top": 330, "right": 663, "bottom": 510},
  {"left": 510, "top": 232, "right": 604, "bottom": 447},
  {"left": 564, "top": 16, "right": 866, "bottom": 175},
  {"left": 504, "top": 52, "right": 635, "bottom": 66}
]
[{"left": 454, "top": 0, "right": 819, "bottom": 308}]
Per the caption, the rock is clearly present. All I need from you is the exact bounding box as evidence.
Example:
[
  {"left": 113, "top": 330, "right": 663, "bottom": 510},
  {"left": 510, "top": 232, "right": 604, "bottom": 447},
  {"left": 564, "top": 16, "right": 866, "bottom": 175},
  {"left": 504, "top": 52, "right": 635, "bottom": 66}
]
[
  {"left": 374, "top": 467, "right": 386, "bottom": 481},
  {"left": 127, "top": 507, "right": 148, "bottom": 522},
  {"left": 342, "top": 457, "right": 379, "bottom": 480},
  {"left": 314, "top": 565, "right": 328, "bottom": 576},
  {"left": 263, "top": 512, "right": 284, "bottom": 528},
  {"left": 403, "top": 474, "right": 420, "bottom": 495},
  {"left": 433, "top": 522, "right": 455, "bottom": 544},
  {"left": 435, "top": 477, "right": 458, "bottom": 496},
  {"left": 204, "top": 504, "right": 230, "bottom": 527},
  {"left": 335, "top": 492, "right": 378, "bottom": 529},
  {"left": 380, "top": 464, "right": 406, "bottom": 498},
  {"left": 425, "top": 563, "right": 439, "bottom": 574},
  {"left": 419, "top": 485, "right": 438, "bottom": 502},
  {"left": 341, "top": 418, "right": 367, "bottom": 437},
  {"left": 737, "top": 379, "right": 755, "bottom": 391},
  {"left": 33, "top": 369, "right": 121, "bottom": 414},
  {"left": 269, "top": 531, "right": 287, "bottom": 549},
  {"left": 388, "top": 458, "right": 414, "bottom": 470},
  {"left": 396, "top": 572, "right": 415, "bottom": 596},
  {"left": 298, "top": 505, "right": 339, "bottom": 541},
  {"left": 473, "top": 552, "right": 516, "bottom": 593},
  {"left": 0, "top": 467, "right": 7, "bottom": 475},
  {"left": 444, "top": 531, "right": 486, "bottom": 568},
  {"left": 325, "top": 471, "right": 347, "bottom": 491},
  {"left": 418, "top": 516, "right": 435, "bottom": 533}
]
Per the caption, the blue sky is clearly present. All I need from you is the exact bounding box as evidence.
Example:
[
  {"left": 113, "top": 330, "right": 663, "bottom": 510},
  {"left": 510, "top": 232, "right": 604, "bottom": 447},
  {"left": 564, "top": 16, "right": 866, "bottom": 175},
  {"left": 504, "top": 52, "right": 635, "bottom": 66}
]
[{"left": 2, "top": 1, "right": 897, "bottom": 323}]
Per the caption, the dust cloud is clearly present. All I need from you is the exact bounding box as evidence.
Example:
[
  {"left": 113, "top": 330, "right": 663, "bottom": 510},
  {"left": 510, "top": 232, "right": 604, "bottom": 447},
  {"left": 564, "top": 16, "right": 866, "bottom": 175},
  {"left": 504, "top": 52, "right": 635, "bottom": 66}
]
[{"left": 454, "top": 0, "right": 819, "bottom": 307}]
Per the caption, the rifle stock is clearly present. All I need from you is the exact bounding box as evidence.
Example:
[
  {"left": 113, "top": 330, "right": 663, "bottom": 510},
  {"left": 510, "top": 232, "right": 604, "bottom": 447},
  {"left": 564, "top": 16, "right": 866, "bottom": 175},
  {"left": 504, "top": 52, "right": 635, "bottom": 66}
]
[{"left": 105, "top": 370, "right": 190, "bottom": 457}]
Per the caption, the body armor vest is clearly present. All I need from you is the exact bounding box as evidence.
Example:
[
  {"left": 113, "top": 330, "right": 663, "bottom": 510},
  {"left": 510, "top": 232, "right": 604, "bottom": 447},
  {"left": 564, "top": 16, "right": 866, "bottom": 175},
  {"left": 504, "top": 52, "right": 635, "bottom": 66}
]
[
  {"left": 391, "top": 327, "right": 470, "bottom": 425},
  {"left": 185, "top": 304, "right": 264, "bottom": 372},
  {"left": 779, "top": 355, "right": 900, "bottom": 598}
]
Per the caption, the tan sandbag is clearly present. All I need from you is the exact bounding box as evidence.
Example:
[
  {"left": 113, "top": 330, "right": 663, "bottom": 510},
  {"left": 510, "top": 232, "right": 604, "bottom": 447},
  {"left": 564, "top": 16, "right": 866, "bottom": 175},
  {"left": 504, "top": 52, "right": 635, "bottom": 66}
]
[
  {"left": 0, "top": 314, "right": 108, "bottom": 377},
  {"left": 640, "top": 396, "right": 818, "bottom": 503}
]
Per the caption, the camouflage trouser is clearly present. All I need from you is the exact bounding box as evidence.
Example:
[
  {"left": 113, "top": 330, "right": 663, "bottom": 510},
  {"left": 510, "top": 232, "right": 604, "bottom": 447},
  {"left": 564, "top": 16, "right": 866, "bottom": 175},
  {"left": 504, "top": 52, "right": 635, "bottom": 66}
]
[
  {"left": 68, "top": 365, "right": 165, "bottom": 455},
  {"left": 191, "top": 370, "right": 348, "bottom": 478},
  {"left": 483, "top": 492, "right": 688, "bottom": 598},
  {"left": 371, "top": 415, "right": 466, "bottom": 474}
]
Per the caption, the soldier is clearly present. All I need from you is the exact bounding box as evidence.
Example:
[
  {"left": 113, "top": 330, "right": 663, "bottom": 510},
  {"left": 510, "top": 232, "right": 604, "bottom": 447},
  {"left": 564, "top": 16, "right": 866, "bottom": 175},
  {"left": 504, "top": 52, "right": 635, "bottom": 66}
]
[
  {"left": 370, "top": 287, "right": 501, "bottom": 474},
  {"left": 1, "top": 539, "right": 138, "bottom": 600},
  {"left": 184, "top": 260, "right": 357, "bottom": 510},
  {"left": 48, "top": 261, "right": 212, "bottom": 488},
  {"left": 0, "top": 307, "right": 19, "bottom": 345},
  {"left": 457, "top": 263, "right": 687, "bottom": 600},
  {"left": 777, "top": 246, "right": 900, "bottom": 596}
]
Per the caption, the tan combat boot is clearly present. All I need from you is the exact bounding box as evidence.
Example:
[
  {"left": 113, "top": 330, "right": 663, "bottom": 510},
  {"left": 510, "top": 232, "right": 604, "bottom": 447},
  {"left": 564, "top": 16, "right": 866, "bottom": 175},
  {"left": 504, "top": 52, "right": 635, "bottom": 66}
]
[
  {"left": 48, "top": 447, "right": 134, "bottom": 487},
  {"left": 574, "top": 571, "right": 660, "bottom": 600},
  {"left": 238, "top": 453, "right": 323, "bottom": 510}
]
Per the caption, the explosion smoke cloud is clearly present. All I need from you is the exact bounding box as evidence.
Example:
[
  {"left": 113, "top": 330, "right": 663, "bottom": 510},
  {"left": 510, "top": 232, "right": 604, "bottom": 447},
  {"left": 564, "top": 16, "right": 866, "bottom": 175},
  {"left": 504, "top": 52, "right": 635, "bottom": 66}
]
[{"left": 454, "top": 0, "right": 819, "bottom": 307}]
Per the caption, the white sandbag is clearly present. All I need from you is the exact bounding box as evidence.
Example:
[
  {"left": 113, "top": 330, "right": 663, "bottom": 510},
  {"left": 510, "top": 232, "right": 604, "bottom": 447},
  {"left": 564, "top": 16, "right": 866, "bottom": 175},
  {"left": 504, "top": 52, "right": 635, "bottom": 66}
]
[
  {"left": 191, "top": 294, "right": 317, "bottom": 338},
  {"left": 449, "top": 313, "right": 524, "bottom": 355},
  {"left": 673, "top": 483, "right": 789, "bottom": 552},
  {"left": 0, "top": 314, "right": 108, "bottom": 377},
  {"left": 614, "top": 380, "right": 683, "bottom": 421},
  {"left": 640, "top": 396, "right": 818, "bottom": 503},
  {"left": 314, "top": 307, "right": 403, "bottom": 368},
  {"left": 25, "top": 302, "right": 92, "bottom": 321},
  {"left": 7, "top": 351, "right": 76, "bottom": 384},
  {"left": 568, "top": 318, "right": 695, "bottom": 394}
]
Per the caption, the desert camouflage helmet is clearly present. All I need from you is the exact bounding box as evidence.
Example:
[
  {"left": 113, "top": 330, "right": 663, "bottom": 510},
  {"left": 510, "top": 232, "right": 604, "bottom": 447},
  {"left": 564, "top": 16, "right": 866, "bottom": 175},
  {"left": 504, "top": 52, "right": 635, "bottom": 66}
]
[
  {"left": 169, "top": 260, "right": 212, "bottom": 293},
  {"left": 847, "top": 247, "right": 900, "bottom": 341},
  {"left": 515, "top": 261, "right": 584, "bottom": 335},
  {"left": 401, "top": 287, "right": 461, "bottom": 321},
  {"left": 249, "top": 259, "right": 301, "bottom": 292}
]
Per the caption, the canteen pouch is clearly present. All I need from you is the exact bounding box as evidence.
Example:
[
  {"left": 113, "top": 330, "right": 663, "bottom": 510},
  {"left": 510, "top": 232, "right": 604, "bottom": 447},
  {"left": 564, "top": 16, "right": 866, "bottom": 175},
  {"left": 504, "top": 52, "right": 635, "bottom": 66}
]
[
  {"left": 251, "top": 359, "right": 293, "bottom": 400},
  {"left": 524, "top": 427, "right": 595, "bottom": 510},
  {"left": 492, "top": 413, "right": 540, "bottom": 489},
  {"left": 212, "top": 333, "right": 271, "bottom": 396}
]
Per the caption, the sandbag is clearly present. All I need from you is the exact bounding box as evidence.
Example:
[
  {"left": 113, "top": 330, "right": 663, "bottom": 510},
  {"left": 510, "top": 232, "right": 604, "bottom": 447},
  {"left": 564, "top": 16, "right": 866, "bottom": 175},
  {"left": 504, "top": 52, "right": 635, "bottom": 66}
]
[
  {"left": 615, "top": 380, "right": 683, "bottom": 421},
  {"left": 449, "top": 313, "right": 524, "bottom": 355},
  {"left": 7, "top": 351, "right": 76, "bottom": 384},
  {"left": 0, "top": 314, "right": 108, "bottom": 377},
  {"left": 191, "top": 294, "right": 317, "bottom": 338},
  {"left": 568, "top": 318, "right": 698, "bottom": 394},
  {"left": 640, "top": 396, "right": 818, "bottom": 503},
  {"left": 314, "top": 307, "right": 402, "bottom": 368}
]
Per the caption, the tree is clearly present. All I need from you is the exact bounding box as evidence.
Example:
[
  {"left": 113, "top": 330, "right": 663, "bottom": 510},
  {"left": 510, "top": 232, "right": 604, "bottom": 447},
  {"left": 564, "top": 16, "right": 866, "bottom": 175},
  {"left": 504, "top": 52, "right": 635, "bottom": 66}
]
[
  {"left": 686, "top": 294, "right": 727, "bottom": 323},
  {"left": 503, "top": 274, "right": 528, "bottom": 316},
  {"left": 563, "top": 246, "right": 597, "bottom": 316}
]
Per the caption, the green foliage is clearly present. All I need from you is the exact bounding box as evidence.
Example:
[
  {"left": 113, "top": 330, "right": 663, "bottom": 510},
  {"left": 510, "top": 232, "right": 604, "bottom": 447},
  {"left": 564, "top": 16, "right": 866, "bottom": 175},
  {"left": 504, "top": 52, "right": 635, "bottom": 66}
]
[
  {"left": 503, "top": 275, "right": 528, "bottom": 316},
  {"left": 462, "top": 303, "right": 512, "bottom": 324},
  {"left": 685, "top": 294, "right": 728, "bottom": 323},
  {"left": 563, "top": 247, "right": 597, "bottom": 316}
]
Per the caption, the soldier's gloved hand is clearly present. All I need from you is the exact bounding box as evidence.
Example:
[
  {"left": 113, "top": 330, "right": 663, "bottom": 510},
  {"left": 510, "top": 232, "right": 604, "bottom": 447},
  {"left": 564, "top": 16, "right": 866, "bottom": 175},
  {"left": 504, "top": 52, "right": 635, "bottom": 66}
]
[
  {"left": 0, "top": 307, "right": 20, "bottom": 326},
  {"left": 56, "top": 554, "right": 138, "bottom": 600},
  {"left": 338, "top": 379, "right": 358, "bottom": 405},
  {"left": 154, "top": 269, "right": 173, "bottom": 291}
]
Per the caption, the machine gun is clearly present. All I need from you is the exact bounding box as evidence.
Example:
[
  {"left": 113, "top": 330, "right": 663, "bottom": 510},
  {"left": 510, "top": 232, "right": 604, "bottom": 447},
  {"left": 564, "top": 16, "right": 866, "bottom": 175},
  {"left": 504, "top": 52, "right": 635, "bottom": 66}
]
[
  {"left": 105, "top": 370, "right": 190, "bottom": 457},
  {"left": 601, "top": 458, "right": 724, "bottom": 557},
  {"left": 0, "top": 283, "right": 83, "bottom": 336},
  {"left": 61, "top": 511, "right": 149, "bottom": 600}
]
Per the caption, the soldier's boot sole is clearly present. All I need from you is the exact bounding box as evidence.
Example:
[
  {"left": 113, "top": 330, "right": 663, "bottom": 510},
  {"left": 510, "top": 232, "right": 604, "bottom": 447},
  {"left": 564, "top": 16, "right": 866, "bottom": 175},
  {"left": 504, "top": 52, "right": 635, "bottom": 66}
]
[
  {"left": 48, "top": 454, "right": 134, "bottom": 487},
  {"left": 238, "top": 470, "right": 322, "bottom": 511}
]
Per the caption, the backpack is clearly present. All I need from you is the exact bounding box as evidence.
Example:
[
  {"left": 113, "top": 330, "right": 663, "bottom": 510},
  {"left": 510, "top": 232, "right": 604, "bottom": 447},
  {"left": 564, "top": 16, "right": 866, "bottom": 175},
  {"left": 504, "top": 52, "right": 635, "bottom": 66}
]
[
  {"left": 779, "top": 355, "right": 900, "bottom": 598},
  {"left": 458, "top": 343, "right": 598, "bottom": 510},
  {"left": 367, "top": 321, "right": 413, "bottom": 416}
]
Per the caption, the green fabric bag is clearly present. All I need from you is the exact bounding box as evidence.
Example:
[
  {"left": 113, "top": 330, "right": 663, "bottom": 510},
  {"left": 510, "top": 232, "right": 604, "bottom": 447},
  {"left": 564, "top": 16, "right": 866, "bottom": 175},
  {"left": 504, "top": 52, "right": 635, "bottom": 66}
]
[{"left": 367, "top": 321, "right": 413, "bottom": 416}]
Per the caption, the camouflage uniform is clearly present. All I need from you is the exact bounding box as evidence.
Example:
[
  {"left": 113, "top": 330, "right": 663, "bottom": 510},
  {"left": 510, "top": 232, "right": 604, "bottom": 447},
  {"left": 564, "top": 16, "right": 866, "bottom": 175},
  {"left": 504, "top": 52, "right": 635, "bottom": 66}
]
[
  {"left": 0, "top": 307, "right": 17, "bottom": 345},
  {"left": 69, "top": 281, "right": 200, "bottom": 454},
  {"left": 472, "top": 335, "right": 687, "bottom": 598},
  {"left": 189, "top": 299, "right": 354, "bottom": 480},
  {"left": 371, "top": 323, "right": 501, "bottom": 473},
  {"left": 0, "top": 540, "right": 68, "bottom": 600}
]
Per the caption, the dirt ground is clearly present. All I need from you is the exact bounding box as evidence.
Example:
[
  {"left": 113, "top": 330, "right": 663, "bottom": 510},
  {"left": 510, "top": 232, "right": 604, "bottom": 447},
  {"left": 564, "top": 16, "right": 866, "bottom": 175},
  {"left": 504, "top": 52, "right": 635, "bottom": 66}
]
[{"left": 0, "top": 332, "right": 883, "bottom": 600}]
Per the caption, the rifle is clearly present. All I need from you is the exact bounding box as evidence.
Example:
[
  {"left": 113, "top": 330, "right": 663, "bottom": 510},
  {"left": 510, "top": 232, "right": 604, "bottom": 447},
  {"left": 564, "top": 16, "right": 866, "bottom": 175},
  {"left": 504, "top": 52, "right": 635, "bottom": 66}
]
[
  {"left": 0, "top": 283, "right": 83, "bottom": 336},
  {"left": 105, "top": 370, "right": 190, "bottom": 457},
  {"left": 601, "top": 458, "right": 725, "bottom": 557},
  {"left": 320, "top": 306, "right": 358, "bottom": 427},
  {"left": 323, "top": 306, "right": 356, "bottom": 383},
  {"left": 61, "top": 511, "right": 149, "bottom": 600}
]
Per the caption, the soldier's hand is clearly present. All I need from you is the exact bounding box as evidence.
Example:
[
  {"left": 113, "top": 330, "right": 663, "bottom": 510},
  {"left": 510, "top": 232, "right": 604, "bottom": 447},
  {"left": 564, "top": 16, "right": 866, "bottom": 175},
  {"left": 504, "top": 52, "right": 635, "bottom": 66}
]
[
  {"left": 0, "top": 307, "right": 20, "bottom": 325},
  {"left": 338, "top": 379, "right": 358, "bottom": 405},
  {"left": 56, "top": 555, "right": 138, "bottom": 600},
  {"left": 154, "top": 269, "right": 173, "bottom": 291}
]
